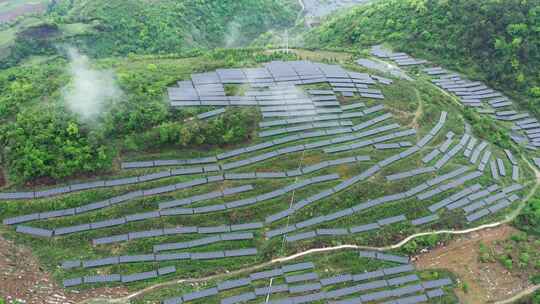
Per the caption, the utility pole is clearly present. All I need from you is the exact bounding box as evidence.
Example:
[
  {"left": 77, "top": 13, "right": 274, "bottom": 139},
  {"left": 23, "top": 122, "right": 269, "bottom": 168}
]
[{"left": 285, "top": 29, "right": 289, "bottom": 54}]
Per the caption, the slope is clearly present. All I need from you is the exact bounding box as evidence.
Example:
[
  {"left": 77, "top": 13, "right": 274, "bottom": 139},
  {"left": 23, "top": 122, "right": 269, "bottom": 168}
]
[
  {"left": 304, "top": 0, "right": 540, "bottom": 118},
  {"left": 0, "top": 0, "right": 300, "bottom": 67}
]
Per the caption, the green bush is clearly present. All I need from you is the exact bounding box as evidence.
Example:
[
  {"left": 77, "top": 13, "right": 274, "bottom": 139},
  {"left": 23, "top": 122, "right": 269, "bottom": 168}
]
[
  {"left": 502, "top": 257, "right": 514, "bottom": 270},
  {"left": 515, "top": 197, "right": 540, "bottom": 236},
  {"left": 520, "top": 252, "right": 530, "bottom": 266},
  {"left": 127, "top": 107, "right": 260, "bottom": 151},
  {"left": 0, "top": 106, "right": 114, "bottom": 183}
]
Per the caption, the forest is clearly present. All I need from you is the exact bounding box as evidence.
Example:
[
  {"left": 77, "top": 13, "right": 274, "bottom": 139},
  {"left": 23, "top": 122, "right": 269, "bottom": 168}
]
[
  {"left": 0, "top": 48, "right": 296, "bottom": 184},
  {"left": 305, "top": 0, "right": 540, "bottom": 118},
  {"left": 0, "top": 0, "right": 299, "bottom": 67}
]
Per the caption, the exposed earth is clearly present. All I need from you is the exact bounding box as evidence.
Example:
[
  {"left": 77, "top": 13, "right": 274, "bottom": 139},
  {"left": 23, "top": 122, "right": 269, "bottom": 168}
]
[
  {"left": 0, "top": 232, "right": 129, "bottom": 304},
  {"left": 415, "top": 225, "right": 531, "bottom": 304},
  {"left": 0, "top": 224, "right": 532, "bottom": 304}
]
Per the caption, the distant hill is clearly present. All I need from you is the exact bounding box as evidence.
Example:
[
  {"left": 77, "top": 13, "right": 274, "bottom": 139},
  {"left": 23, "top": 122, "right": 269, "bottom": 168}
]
[
  {"left": 0, "top": 0, "right": 299, "bottom": 65},
  {"left": 0, "top": 0, "right": 48, "bottom": 23},
  {"left": 305, "top": 0, "right": 540, "bottom": 117}
]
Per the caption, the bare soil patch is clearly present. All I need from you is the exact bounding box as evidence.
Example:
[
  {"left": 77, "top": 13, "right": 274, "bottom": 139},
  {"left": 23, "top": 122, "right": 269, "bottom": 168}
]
[
  {"left": 414, "top": 224, "right": 531, "bottom": 303},
  {"left": 0, "top": 233, "right": 129, "bottom": 304}
]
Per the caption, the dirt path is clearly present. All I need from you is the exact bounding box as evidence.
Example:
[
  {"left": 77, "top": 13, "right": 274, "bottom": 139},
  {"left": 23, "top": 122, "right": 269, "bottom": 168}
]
[
  {"left": 408, "top": 88, "right": 424, "bottom": 129},
  {"left": 415, "top": 225, "right": 529, "bottom": 303},
  {"left": 0, "top": 233, "right": 129, "bottom": 304},
  {"left": 494, "top": 284, "right": 540, "bottom": 304}
]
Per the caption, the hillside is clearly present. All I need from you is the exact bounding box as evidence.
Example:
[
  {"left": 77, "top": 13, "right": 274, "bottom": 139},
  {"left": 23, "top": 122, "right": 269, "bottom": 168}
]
[
  {"left": 0, "top": 45, "right": 538, "bottom": 303},
  {"left": 0, "top": 0, "right": 300, "bottom": 67},
  {"left": 0, "top": 0, "right": 48, "bottom": 23},
  {"left": 304, "top": 0, "right": 540, "bottom": 118}
]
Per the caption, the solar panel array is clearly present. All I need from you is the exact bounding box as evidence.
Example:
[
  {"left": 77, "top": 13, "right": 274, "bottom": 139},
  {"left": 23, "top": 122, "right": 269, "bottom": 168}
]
[
  {"left": 0, "top": 59, "right": 527, "bottom": 293},
  {"left": 370, "top": 45, "right": 540, "bottom": 152},
  {"left": 162, "top": 254, "right": 452, "bottom": 304}
]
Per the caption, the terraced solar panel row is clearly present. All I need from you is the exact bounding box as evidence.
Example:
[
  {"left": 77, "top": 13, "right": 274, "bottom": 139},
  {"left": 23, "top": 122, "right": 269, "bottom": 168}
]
[
  {"left": 162, "top": 253, "right": 450, "bottom": 304},
  {"left": 267, "top": 163, "right": 476, "bottom": 239},
  {"left": 92, "top": 222, "right": 263, "bottom": 245},
  {"left": 0, "top": 163, "right": 221, "bottom": 200},
  {"left": 62, "top": 248, "right": 257, "bottom": 272},
  {"left": 4, "top": 177, "right": 220, "bottom": 226},
  {"left": 264, "top": 111, "right": 447, "bottom": 231},
  {"left": 63, "top": 266, "right": 176, "bottom": 287}
]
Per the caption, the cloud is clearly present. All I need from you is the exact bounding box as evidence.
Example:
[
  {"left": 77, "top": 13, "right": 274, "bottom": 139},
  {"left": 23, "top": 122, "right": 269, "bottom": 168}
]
[{"left": 63, "top": 48, "right": 122, "bottom": 120}]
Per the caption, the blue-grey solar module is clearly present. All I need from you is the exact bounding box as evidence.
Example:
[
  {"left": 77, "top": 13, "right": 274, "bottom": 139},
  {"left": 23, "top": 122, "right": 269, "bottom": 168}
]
[
  {"left": 198, "top": 226, "right": 230, "bottom": 234},
  {"left": 250, "top": 268, "right": 283, "bottom": 280},
  {"left": 288, "top": 282, "right": 322, "bottom": 293},
  {"left": 422, "top": 278, "right": 452, "bottom": 289},
  {"left": 395, "top": 294, "right": 428, "bottom": 304},
  {"left": 158, "top": 266, "right": 176, "bottom": 276},
  {"left": 285, "top": 272, "right": 319, "bottom": 283},
  {"left": 155, "top": 253, "right": 191, "bottom": 261},
  {"left": 426, "top": 288, "right": 445, "bottom": 298},
  {"left": 320, "top": 274, "right": 353, "bottom": 286},
  {"left": 82, "top": 257, "right": 119, "bottom": 268},
  {"left": 383, "top": 264, "right": 415, "bottom": 276},
  {"left": 376, "top": 253, "right": 409, "bottom": 264},
  {"left": 16, "top": 225, "right": 53, "bottom": 237},
  {"left": 92, "top": 234, "right": 129, "bottom": 245},
  {"left": 358, "top": 251, "right": 377, "bottom": 258},
  {"left": 191, "top": 251, "right": 225, "bottom": 260},
  {"left": 352, "top": 270, "right": 384, "bottom": 282},
  {"left": 349, "top": 223, "right": 380, "bottom": 234},
  {"left": 317, "top": 228, "right": 348, "bottom": 235},
  {"left": 281, "top": 262, "right": 314, "bottom": 273},
  {"left": 218, "top": 277, "right": 252, "bottom": 291},
  {"left": 254, "top": 284, "right": 289, "bottom": 296},
  {"left": 119, "top": 254, "right": 155, "bottom": 263},
  {"left": 182, "top": 287, "right": 219, "bottom": 301},
  {"left": 378, "top": 215, "right": 407, "bottom": 226},
  {"left": 83, "top": 274, "right": 121, "bottom": 283},
  {"left": 3, "top": 213, "right": 40, "bottom": 225},
  {"left": 62, "top": 260, "right": 81, "bottom": 269},
  {"left": 221, "top": 292, "right": 256, "bottom": 304},
  {"left": 411, "top": 214, "right": 439, "bottom": 226},
  {"left": 125, "top": 211, "right": 160, "bottom": 222},
  {"left": 121, "top": 270, "right": 158, "bottom": 283},
  {"left": 387, "top": 274, "right": 419, "bottom": 286},
  {"left": 90, "top": 218, "right": 126, "bottom": 229},
  {"left": 63, "top": 277, "right": 83, "bottom": 287},
  {"left": 388, "top": 284, "right": 423, "bottom": 299}
]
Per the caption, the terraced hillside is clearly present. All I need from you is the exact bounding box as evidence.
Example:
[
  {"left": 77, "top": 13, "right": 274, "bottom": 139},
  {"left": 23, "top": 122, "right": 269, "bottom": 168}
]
[{"left": 1, "top": 47, "right": 537, "bottom": 304}]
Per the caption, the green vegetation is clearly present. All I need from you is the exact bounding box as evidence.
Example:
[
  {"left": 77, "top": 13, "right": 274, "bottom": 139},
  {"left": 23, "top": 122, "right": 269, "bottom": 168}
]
[
  {"left": 515, "top": 194, "right": 540, "bottom": 236},
  {"left": 0, "top": 50, "right": 529, "bottom": 297},
  {"left": 0, "top": 49, "right": 295, "bottom": 183},
  {"left": 480, "top": 231, "right": 540, "bottom": 284},
  {"left": 462, "top": 108, "right": 513, "bottom": 150},
  {"left": 305, "top": 0, "right": 540, "bottom": 118},
  {"left": 0, "top": 0, "right": 299, "bottom": 67},
  {"left": 0, "top": 1, "right": 539, "bottom": 301}
]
